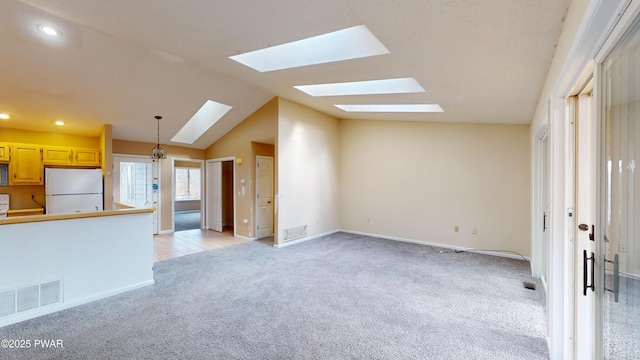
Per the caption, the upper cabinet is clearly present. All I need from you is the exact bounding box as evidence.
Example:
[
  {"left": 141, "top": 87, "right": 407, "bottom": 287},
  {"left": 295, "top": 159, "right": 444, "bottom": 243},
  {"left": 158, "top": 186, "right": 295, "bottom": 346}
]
[
  {"left": 2, "top": 142, "right": 101, "bottom": 185},
  {"left": 0, "top": 143, "right": 9, "bottom": 162},
  {"left": 43, "top": 147, "right": 72, "bottom": 165},
  {"left": 73, "top": 148, "right": 101, "bottom": 166},
  {"left": 9, "top": 144, "right": 43, "bottom": 185},
  {"left": 43, "top": 146, "right": 101, "bottom": 167}
]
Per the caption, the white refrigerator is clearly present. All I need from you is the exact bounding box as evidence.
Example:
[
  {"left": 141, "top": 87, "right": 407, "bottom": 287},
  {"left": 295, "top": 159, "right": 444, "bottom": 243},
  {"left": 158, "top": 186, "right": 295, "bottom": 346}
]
[{"left": 45, "top": 168, "right": 103, "bottom": 214}]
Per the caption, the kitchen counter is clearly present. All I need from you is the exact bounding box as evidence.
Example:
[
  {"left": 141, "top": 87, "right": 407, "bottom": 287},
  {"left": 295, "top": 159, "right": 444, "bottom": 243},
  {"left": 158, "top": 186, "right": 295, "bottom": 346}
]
[
  {"left": 0, "top": 207, "right": 153, "bottom": 225},
  {"left": 6, "top": 208, "right": 44, "bottom": 217}
]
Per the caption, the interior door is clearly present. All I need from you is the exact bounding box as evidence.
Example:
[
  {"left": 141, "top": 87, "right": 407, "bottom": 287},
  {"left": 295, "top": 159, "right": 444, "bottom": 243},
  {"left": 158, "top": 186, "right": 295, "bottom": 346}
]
[
  {"left": 600, "top": 20, "right": 640, "bottom": 359},
  {"left": 575, "top": 89, "right": 596, "bottom": 359},
  {"left": 113, "top": 155, "right": 159, "bottom": 234},
  {"left": 206, "top": 161, "right": 222, "bottom": 232},
  {"left": 256, "top": 156, "right": 273, "bottom": 239}
]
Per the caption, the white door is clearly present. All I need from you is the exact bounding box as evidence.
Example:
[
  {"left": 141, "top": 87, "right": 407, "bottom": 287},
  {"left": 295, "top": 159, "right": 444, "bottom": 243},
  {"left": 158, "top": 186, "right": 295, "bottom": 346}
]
[
  {"left": 113, "top": 155, "right": 159, "bottom": 234},
  {"left": 574, "top": 89, "right": 597, "bottom": 359},
  {"left": 599, "top": 26, "right": 640, "bottom": 359},
  {"left": 256, "top": 156, "right": 273, "bottom": 239},
  {"left": 207, "top": 161, "right": 222, "bottom": 232}
]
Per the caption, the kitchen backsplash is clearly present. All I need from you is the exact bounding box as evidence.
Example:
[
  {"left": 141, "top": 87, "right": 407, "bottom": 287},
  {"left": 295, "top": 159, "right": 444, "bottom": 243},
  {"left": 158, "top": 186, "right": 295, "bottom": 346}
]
[{"left": 0, "top": 185, "right": 45, "bottom": 210}]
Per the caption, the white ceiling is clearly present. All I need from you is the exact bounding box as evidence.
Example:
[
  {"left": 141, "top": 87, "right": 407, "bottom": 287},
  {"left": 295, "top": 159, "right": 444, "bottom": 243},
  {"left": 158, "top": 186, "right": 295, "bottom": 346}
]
[{"left": 0, "top": 0, "right": 571, "bottom": 149}]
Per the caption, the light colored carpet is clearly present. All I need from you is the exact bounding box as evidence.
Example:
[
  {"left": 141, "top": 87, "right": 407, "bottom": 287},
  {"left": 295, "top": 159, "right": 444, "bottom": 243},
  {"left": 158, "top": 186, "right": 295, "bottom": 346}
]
[
  {"left": 0, "top": 232, "right": 548, "bottom": 359},
  {"left": 174, "top": 210, "right": 201, "bottom": 231}
]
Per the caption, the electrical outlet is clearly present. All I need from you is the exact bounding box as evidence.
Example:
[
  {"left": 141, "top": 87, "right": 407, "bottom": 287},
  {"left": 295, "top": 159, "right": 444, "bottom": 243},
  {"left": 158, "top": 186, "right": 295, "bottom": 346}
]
[{"left": 472, "top": 228, "right": 477, "bottom": 235}]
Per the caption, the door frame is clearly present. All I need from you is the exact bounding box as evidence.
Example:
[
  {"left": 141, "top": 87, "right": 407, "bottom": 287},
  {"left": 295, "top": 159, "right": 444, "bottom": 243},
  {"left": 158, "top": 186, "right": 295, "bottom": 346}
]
[
  {"left": 532, "top": 126, "right": 550, "bottom": 283},
  {"left": 572, "top": 81, "right": 597, "bottom": 360},
  {"left": 532, "top": 1, "right": 637, "bottom": 358},
  {"left": 205, "top": 157, "right": 236, "bottom": 237},
  {"left": 171, "top": 158, "right": 205, "bottom": 232},
  {"left": 112, "top": 153, "right": 160, "bottom": 234}
]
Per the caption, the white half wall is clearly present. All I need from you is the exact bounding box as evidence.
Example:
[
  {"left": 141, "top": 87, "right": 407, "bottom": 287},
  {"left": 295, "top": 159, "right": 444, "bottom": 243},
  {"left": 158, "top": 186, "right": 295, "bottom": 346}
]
[{"left": 0, "top": 212, "right": 154, "bottom": 327}]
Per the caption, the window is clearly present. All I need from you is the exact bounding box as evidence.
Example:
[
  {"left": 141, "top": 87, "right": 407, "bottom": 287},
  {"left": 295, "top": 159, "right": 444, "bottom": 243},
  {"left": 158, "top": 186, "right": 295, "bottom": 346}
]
[
  {"left": 175, "top": 167, "right": 201, "bottom": 201},
  {"left": 119, "top": 162, "right": 152, "bottom": 207}
]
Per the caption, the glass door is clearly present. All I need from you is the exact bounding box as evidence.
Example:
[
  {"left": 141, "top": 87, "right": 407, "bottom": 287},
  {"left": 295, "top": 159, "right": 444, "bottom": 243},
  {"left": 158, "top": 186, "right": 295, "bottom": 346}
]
[
  {"left": 601, "top": 19, "right": 640, "bottom": 359},
  {"left": 113, "top": 155, "right": 159, "bottom": 234}
]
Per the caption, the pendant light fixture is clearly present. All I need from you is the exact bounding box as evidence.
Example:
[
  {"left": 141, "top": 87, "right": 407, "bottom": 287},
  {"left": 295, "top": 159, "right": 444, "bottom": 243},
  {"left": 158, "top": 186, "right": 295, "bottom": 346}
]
[{"left": 151, "top": 115, "right": 167, "bottom": 160}]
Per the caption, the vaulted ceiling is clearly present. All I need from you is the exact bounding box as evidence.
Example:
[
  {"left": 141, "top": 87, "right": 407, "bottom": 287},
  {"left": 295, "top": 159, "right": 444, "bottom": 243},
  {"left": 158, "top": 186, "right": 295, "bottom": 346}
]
[{"left": 0, "top": 0, "right": 571, "bottom": 149}]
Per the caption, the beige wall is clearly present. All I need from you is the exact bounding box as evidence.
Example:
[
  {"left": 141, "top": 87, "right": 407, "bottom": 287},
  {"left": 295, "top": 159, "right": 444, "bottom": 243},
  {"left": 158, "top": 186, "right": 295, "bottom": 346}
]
[
  {"left": 113, "top": 139, "right": 205, "bottom": 232},
  {"left": 339, "top": 120, "right": 532, "bottom": 256},
  {"left": 205, "top": 97, "right": 277, "bottom": 238},
  {"left": 277, "top": 98, "right": 341, "bottom": 244}
]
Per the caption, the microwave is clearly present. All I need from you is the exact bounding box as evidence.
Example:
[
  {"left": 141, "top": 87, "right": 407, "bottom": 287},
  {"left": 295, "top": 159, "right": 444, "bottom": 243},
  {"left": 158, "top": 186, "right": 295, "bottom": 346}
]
[{"left": 0, "top": 164, "right": 7, "bottom": 186}]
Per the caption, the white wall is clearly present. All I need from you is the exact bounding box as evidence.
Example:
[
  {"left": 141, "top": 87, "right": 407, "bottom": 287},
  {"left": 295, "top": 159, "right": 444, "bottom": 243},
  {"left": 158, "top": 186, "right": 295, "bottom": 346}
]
[
  {"left": 340, "top": 119, "right": 531, "bottom": 257},
  {"left": 277, "top": 99, "right": 340, "bottom": 244}
]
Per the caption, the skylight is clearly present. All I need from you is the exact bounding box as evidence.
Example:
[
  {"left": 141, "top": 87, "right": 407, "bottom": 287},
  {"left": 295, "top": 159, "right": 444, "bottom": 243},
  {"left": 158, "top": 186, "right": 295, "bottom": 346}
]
[
  {"left": 171, "top": 100, "right": 233, "bottom": 144},
  {"left": 334, "top": 104, "right": 444, "bottom": 113},
  {"left": 229, "top": 25, "right": 389, "bottom": 72},
  {"left": 294, "top": 78, "right": 425, "bottom": 97}
]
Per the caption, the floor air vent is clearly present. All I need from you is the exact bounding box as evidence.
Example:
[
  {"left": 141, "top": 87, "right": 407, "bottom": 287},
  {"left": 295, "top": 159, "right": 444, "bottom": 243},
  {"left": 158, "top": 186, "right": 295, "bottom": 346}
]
[
  {"left": 0, "top": 280, "right": 62, "bottom": 318},
  {"left": 283, "top": 225, "right": 307, "bottom": 242}
]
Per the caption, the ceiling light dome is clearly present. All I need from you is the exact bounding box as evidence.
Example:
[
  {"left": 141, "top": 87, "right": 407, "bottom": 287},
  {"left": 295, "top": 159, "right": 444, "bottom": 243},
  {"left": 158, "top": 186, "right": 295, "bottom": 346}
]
[{"left": 38, "top": 25, "right": 62, "bottom": 37}]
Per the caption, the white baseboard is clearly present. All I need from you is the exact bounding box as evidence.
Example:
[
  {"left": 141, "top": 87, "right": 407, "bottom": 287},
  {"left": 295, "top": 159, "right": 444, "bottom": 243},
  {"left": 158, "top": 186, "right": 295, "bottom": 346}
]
[
  {"left": 275, "top": 229, "right": 340, "bottom": 248},
  {"left": 235, "top": 234, "right": 257, "bottom": 241},
  {"left": 340, "top": 229, "right": 530, "bottom": 261},
  {"left": 0, "top": 280, "right": 155, "bottom": 328}
]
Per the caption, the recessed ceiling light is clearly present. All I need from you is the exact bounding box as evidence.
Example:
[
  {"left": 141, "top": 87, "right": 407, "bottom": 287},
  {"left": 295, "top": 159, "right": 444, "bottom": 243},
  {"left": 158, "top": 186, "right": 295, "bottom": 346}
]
[
  {"left": 38, "top": 25, "right": 62, "bottom": 37},
  {"left": 334, "top": 104, "right": 444, "bottom": 113},
  {"left": 229, "top": 25, "right": 389, "bottom": 72},
  {"left": 54, "top": 120, "right": 65, "bottom": 126},
  {"left": 295, "top": 78, "right": 425, "bottom": 97},
  {"left": 171, "top": 100, "right": 233, "bottom": 144},
  {"left": 0, "top": 113, "right": 9, "bottom": 120}
]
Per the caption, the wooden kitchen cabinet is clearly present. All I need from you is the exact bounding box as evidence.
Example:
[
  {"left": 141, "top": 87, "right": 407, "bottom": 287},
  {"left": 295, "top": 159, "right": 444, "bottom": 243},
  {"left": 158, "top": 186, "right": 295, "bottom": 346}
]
[
  {"left": 9, "top": 144, "right": 43, "bottom": 185},
  {"left": 73, "top": 148, "right": 101, "bottom": 166},
  {"left": 43, "top": 146, "right": 101, "bottom": 166},
  {"left": 43, "top": 146, "right": 73, "bottom": 165},
  {"left": 0, "top": 143, "right": 9, "bottom": 162}
]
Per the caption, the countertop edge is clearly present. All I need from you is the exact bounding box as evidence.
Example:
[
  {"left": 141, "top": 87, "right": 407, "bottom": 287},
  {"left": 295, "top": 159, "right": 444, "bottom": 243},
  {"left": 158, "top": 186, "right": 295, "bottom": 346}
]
[{"left": 0, "top": 208, "right": 154, "bottom": 226}]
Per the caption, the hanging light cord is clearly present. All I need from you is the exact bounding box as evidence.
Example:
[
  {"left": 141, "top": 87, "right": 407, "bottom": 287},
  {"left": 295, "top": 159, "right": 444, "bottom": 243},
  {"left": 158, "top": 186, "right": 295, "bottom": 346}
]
[{"left": 155, "top": 115, "right": 162, "bottom": 149}]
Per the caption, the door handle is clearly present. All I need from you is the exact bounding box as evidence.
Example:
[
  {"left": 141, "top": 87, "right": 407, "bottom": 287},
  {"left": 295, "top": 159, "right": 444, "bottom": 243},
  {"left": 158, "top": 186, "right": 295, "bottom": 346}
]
[
  {"left": 604, "top": 253, "right": 619, "bottom": 303},
  {"left": 583, "top": 250, "right": 595, "bottom": 296},
  {"left": 543, "top": 212, "right": 547, "bottom": 231},
  {"left": 578, "top": 224, "right": 595, "bottom": 241}
]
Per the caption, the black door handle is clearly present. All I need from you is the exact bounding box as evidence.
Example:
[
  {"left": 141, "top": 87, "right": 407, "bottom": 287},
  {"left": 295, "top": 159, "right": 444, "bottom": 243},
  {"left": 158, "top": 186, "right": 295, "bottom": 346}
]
[{"left": 583, "top": 250, "right": 595, "bottom": 296}]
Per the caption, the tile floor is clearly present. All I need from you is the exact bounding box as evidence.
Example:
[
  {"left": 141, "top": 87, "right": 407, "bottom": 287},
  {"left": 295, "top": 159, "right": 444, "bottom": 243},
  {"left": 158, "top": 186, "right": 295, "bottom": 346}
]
[{"left": 153, "top": 227, "right": 248, "bottom": 262}]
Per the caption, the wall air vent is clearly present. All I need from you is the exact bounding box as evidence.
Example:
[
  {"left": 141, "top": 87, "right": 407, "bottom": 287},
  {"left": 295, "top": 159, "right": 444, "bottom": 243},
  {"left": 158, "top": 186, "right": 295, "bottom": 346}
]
[
  {"left": 283, "top": 225, "right": 307, "bottom": 242},
  {"left": 0, "top": 280, "right": 62, "bottom": 318}
]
